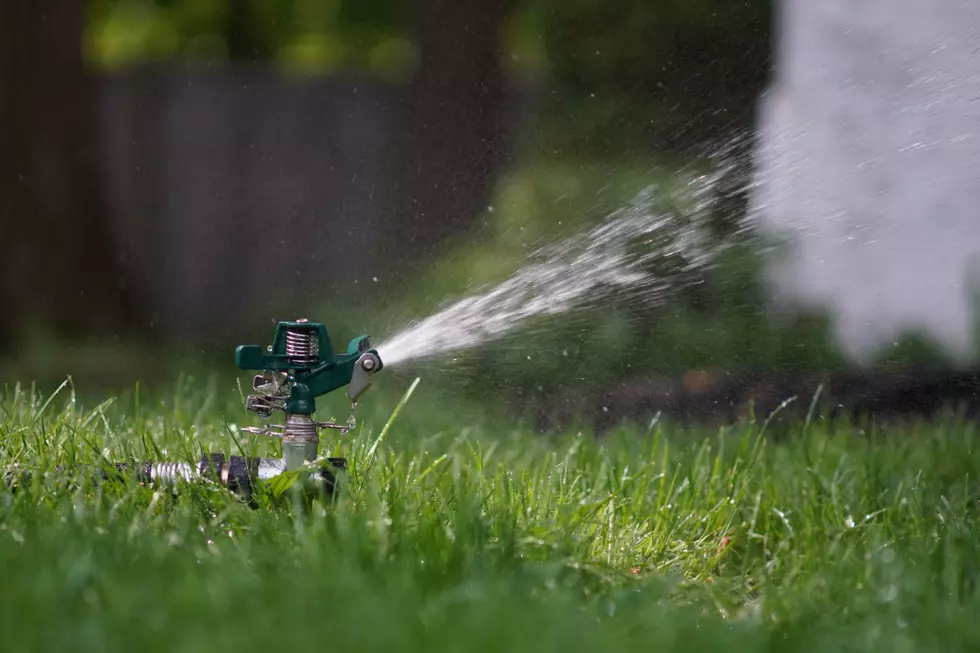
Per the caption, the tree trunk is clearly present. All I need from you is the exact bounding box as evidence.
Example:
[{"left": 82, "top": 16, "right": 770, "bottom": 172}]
[
  {"left": 377, "top": 0, "right": 513, "bottom": 283},
  {"left": 0, "top": 2, "right": 139, "bottom": 351}
]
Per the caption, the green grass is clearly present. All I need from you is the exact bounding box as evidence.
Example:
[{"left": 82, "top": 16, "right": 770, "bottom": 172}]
[{"left": 2, "top": 375, "right": 980, "bottom": 652}]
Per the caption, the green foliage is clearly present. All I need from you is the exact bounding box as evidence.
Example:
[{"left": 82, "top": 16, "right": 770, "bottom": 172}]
[
  {"left": 4, "top": 380, "right": 980, "bottom": 650},
  {"left": 85, "top": 0, "right": 415, "bottom": 78}
]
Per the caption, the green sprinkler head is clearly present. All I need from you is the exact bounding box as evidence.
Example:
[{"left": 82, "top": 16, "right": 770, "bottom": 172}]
[{"left": 234, "top": 318, "right": 384, "bottom": 468}]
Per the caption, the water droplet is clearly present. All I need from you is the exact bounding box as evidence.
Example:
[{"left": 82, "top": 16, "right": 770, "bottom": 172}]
[{"left": 878, "top": 584, "right": 897, "bottom": 603}]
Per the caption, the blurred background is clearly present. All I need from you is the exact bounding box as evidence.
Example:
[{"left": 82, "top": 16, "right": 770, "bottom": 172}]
[{"left": 2, "top": 0, "right": 979, "bottom": 428}]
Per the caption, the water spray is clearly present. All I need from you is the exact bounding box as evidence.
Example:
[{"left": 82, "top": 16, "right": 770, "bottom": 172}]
[
  {"left": 375, "top": 165, "right": 748, "bottom": 368},
  {"left": 4, "top": 318, "right": 384, "bottom": 501}
]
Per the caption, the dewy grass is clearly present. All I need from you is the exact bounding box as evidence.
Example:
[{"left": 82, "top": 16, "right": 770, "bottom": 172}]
[{"left": 1, "top": 377, "right": 980, "bottom": 652}]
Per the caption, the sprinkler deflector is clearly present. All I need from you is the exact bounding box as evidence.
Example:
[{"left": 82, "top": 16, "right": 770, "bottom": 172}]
[{"left": 4, "top": 318, "right": 384, "bottom": 502}]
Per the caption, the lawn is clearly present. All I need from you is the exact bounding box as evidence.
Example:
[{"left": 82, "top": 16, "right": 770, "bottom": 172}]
[{"left": 2, "top": 375, "right": 980, "bottom": 652}]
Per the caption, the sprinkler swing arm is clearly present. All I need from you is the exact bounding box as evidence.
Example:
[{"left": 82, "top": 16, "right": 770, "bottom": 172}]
[{"left": 3, "top": 318, "right": 384, "bottom": 502}]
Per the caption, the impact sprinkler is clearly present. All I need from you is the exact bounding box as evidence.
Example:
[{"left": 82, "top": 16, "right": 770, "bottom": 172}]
[
  {"left": 4, "top": 318, "right": 384, "bottom": 502},
  {"left": 232, "top": 318, "right": 383, "bottom": 477}
]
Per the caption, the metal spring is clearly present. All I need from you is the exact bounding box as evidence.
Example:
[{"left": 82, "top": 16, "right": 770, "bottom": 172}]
[
  {"left": 150, "top": 462, "right": 198, "bottom": 483},
  {"left": 285, "top": 414, "right": 318, "bottom": 438},
  {"left": 285, "top": 328, "right": 319, "bottom": 364}
]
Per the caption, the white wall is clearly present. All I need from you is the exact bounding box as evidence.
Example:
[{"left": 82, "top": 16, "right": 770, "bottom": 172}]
[{"left": 751, "top": 0, "right": 980, "bottom": 361}]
